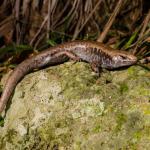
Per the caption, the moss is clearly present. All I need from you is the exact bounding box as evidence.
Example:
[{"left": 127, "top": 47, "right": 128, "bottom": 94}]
[
  {"left": 142, "top": 104, "right": 150, "bottom": 115},
  {"left": 58, "top": 63, "right": 98, "bottom": 100},
  {"left": 0, "top": 63, "right": 150, "bottom": 149},
  {"left": 119, "top": 82, "right": 129, "bottom": 94},
  {"left": 48, "top": 62, "right": 108, "bottom": 104},
  {"left": 0, "top": 129, "right": 18, "bottom": 149},
  {"left": 92, "top": 124, "right": 101, "bottom": 133},
  {"left": 138, "top": 88, "right": 150, "bottom": 96},
  {"left": 0, "top": 116, "right": 4, "bottom": 127},
  {"left": 127, "top": 66, "right": 137, "bottom": 76},
  {"left": 115, "top": 113, "right": 127, "bottom": 132},
  {"left": 36, "top": 114, "right": 75, "bottom": 149}
]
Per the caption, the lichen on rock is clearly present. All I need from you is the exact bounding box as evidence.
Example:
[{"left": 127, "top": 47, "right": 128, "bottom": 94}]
[{"left": 0, "top": 62, "right": 150, "bottom": 150}]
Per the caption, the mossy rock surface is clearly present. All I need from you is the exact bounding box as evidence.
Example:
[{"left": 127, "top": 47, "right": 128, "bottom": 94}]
[{"left": 0, "top": 62, "right": 150, "bottom": 150}]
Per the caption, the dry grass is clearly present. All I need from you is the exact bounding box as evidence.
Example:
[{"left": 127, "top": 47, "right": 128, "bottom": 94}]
[{"left": 0, "top": 0, "right": 149, "bottom": 61}]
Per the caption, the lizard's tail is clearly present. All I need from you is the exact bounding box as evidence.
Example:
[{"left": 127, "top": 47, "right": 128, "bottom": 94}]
[
  {"left": 0, "top": 58, "right": 35, "bottom": 113},
  {"left": 0, "top": 51, "right": 68, "bottom": 113}
]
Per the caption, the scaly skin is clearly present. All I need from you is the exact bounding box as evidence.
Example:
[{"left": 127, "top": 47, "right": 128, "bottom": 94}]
[{"left": 0, "top": 41, "right": 138, "bottom": 113}]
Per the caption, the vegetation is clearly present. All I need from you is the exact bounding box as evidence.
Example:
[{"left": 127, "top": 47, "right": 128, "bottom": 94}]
[{"left": 0, "top": 0, "right": 149, "bottom": 67}]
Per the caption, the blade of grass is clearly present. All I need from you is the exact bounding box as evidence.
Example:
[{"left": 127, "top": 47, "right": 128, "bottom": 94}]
[
  {"left": 46, "top": 39, "right": 57, "bottom": 46},
  {"left": 123, "top": 29, "right": 139, "bottom": 50}
]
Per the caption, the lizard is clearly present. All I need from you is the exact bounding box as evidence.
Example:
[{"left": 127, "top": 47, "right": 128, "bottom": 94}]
[{"left": 0, "top": 40, "right": 148, "bottom": 113}]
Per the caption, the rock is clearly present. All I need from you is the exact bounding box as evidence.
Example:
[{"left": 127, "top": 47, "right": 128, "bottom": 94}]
[{"left": 0, "top": 62, "right": 150, "bottom": 150}]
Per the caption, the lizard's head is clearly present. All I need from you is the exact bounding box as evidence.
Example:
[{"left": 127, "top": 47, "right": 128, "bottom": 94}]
[
  {"left": 100, "top": 51, "right": 138, "bottom": 70},
  {"left": 110, "top": 53, "right": 137, "bottom": 69}
]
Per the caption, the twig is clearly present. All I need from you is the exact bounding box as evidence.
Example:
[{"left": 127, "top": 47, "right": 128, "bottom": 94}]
[
  {"left": 72, "top": 0, "right": 102, "bottom": 40},
  {"left": 53, "top": 0, "right": 70, "bottom": 27},
  {"left": 139, "top": 10, "right": 150, "bottom": 40},
  {"left": 14, "top": 0, "right": 21, "bottom": 44},
  {"left": 50, "top": 0, "right": 58, "bottom": 29},
  {"left": 97, "top": 0, "right": 124, "bottom": 43},
  {"left": 34, "top": 33, "right": 46, "bottom": 49},
  {"left": 47, "top": 0, "right": 51, "bottom": 39},
  {"left": 20, "top": 0, "right": 32, "bottom": 43},
  {"left": 133, "top": 10, "right": 150, "bottom": 54},
  {"left": 0, "top": 16, "right": 14, "bottom": 34},
  {"left": 72, "top": 1, "right": 83, "bottom": 40},
  {"left": 0, "top": 67, "right": 7, "bottom": 72},
  {"left": 50, "top": 29, "right": 73, "bottom": 38},
  {"left": 0, "top": 15, "right": 14, "bottom": 26},
  {"left": 55, "top": 0, "right": 78, "bottom": 28},
  {"left": 30, "top": 15, "right": 48, "bottom": 46}
]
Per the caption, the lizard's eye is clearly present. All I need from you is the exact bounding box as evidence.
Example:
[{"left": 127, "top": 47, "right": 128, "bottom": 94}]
[{"left": 113, "top": 55, "right": 127, "bottom": 61}]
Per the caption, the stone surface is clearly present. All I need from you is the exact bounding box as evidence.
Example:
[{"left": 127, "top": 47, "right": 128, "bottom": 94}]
[{"left": 0, "top": 62, "right": 150, "bottom": 150}]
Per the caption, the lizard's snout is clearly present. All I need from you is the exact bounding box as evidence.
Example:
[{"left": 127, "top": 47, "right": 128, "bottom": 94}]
[{"left": 131, "top": 56, "right": 137, "bottom": 63}]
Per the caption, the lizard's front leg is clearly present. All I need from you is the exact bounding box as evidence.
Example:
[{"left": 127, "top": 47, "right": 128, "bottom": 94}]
[{"left": 90, "top": 62, "right": 102, "bottom": 76}]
